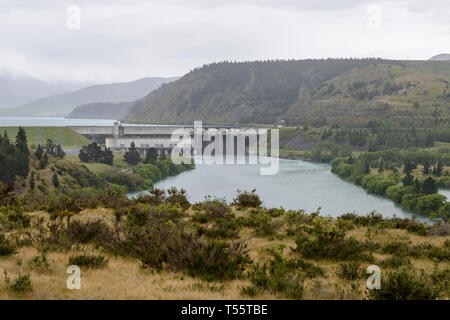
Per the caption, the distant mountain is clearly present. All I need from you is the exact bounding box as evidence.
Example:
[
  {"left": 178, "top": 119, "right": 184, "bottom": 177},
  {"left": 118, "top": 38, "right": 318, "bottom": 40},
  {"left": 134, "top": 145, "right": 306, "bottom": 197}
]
[
  {"left": 429, "top": 54, "right": 450, "bottom": 61},
  {"left": 67, "top": 101, "right": 133, "bottom": 119},
  {"left": 0, "top": 72, "right": 84, "bottom": 109},
  {"left": 126, "top": 59, "right": 450, "bottom": 127},
  {"left": 0, "top": 77, "right": 178, "bottom": 117}
]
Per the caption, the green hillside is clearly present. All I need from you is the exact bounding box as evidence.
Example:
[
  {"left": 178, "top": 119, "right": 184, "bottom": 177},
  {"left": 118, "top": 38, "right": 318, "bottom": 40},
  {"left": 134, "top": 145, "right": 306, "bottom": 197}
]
[
  {"left": 126, "top": 59, "right": 450, "bottom": 127},
  {"left": 0, "top": 127, "right": 90, "bottom": 147}
]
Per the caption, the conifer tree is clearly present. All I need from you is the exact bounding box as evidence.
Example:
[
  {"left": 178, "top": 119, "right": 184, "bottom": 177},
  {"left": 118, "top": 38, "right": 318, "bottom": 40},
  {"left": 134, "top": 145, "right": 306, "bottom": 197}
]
[
  {"left": 144, "top": 148, "right": 158, "bottom": 165},
  {"left": 124, "top": 142, "right": 141, "bottom": 165}
]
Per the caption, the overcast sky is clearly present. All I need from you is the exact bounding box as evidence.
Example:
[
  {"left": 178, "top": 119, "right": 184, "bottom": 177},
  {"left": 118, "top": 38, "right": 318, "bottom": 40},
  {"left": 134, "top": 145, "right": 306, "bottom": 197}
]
[{"left": 0, "top": 0, "right": 449, "bottom": 83}]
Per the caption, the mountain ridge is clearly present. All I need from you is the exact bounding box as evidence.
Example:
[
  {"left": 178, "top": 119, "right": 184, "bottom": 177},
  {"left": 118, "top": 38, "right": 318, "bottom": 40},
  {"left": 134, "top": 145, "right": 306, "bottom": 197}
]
[{"left": 0, "top": 77, "right": 178, "bottom": 117}]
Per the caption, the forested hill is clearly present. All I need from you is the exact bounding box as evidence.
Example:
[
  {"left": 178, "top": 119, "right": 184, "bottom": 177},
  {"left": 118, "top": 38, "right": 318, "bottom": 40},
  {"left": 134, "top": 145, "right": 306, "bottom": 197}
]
[{"left": 126, "top": 59, "right": 450, "bottom": 127}]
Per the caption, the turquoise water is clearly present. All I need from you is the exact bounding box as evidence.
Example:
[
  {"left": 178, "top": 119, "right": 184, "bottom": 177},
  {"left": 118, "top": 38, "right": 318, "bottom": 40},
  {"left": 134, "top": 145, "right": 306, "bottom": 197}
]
[{"left": 130, "top": 157, "right": 434, "bottom": 222}]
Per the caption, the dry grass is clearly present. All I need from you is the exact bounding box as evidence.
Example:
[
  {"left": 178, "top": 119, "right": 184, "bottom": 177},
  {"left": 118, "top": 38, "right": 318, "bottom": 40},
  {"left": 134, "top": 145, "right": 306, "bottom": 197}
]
[{"left": 0, "top": 208, "right": 448, "bottom": 300}]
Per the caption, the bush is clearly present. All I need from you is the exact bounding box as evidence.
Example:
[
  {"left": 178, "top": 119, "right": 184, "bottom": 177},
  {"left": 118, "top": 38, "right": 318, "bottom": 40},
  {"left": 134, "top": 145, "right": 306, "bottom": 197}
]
[
  {"left": 361, "top": 175, "right": 396, "bottom": 195},
  {"left": 336, "top": 261, "right": 361, "bottom": 280},
  {"left": 415, "top": 194, "right": 446, "bottom": 215},
  {"left": 366, "top": 267, "right": 438, "bottom": 300},
  {"left": 204, "top": 217, "right": 240, "bottom": 239},
  {"left": 0, "top": 233, "right": 18, "bottom": 256},
  {"left": 187, "top": 240, "right": 251, "bottom": 281},
  {"left": 193, "top": 196, "right": 230, "bottom": 219},
  {"left": 4, "top": 271, "right": 33, "bottom": 293},
  {"left": 294, "top": 220, "right": 374, "bottom": 261},
  {"left": 233, "top": 189, "right": 262, "bottom": 208},
  {"left": 68, "top": 254, "right": 107, "bottom": 268},
  {"left": 166, "top": 187, "right": 190, "bottom": 210},
  {"left": 67, "top": 220, "right": 113, "bottom": 245},
  {"left": 245, "top": 248, "right": 322, "bottom": 299}
]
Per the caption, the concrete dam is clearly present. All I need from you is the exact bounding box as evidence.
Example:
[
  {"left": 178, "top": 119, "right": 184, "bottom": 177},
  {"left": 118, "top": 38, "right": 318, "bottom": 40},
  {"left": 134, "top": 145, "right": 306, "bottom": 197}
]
[{"left": 69, "top": 122, "right": 261, "bottom": 155}]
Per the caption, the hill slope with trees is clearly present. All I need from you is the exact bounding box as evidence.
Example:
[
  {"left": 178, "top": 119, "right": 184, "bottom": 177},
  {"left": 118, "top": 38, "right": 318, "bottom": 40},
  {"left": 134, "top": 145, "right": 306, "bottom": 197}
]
[{"left": 126, "top": 59, "right": 450, "bottom": 127}]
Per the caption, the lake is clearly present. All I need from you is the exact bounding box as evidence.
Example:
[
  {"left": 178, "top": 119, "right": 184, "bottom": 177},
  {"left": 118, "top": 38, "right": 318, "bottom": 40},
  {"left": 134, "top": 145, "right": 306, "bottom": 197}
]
[{"left": 0, "top": 116, "right": 117, "bottom": 127}]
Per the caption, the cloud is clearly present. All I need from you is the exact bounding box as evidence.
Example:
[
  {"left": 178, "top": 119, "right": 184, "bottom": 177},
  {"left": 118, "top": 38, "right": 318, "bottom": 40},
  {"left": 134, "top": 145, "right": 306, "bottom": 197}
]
[{"left": 0, "top": 0, "right": 448, "bottom": 83}]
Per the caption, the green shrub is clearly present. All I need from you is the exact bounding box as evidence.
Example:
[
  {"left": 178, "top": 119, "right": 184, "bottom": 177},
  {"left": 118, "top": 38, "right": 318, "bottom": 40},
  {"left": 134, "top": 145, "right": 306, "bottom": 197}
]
[
  {"left": 187, "top": 240, "right": 251, "bottom": 281},
  {"left": 415, "top": 194, "right": 446, "bottom": 215},
  {"left": 4, "top": 271, "right": 33, "bottom": 293},
  {"left": 204, "top": 217, "right": 240, "bottom": 239},
  {"left": 401, "top": 193, "right": 420, "bottom": 211},
  {"left": 361, "top": 175, "right": 396, "bottom": 195},
  {"left": 193, "top": 196, "right": 230, "bottom": 219},
  {"left": 166, "top": 187, "right": 190, "bottom": 210},
  {"left": 68, "top": 254, "right": 107, "bottom": 268},
  {"left": 294, "top": 220, "right": 374, "bottom": 261},
  {"left": 380, "top": 255, "right": 412, "bottom": 268},
  {"left": 0, "top": 233, "right": 18, "bottom": 256},
  {"left": 245, "top": 248, "right": 321, "bottom": 299},
  {"left": 366, "top": 267, "right": 438, "bottom": 300},
  {"left": 233, "top": 189, "right": 262, "bottom": 208},
  {"left": 336, "top": 261, "right": 361, "bottom": 280}
]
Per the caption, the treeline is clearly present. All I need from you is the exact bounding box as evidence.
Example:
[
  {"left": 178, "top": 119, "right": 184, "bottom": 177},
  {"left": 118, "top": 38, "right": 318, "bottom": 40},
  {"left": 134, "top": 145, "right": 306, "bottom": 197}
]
[
  {"left": 34, "top": 139, "right": 65, "bottom": 170},
  {"left": 79, "top": 143, "right": 113, "bottom": 165},
  {"left": 79, "top": 142, "right": 160, "bottom": 167},
  {"left": 332, "top": 155, "right": 450, "bottom": 221},
  {"left": 320, "top": 126, "right": 450, "bottom": 151},
  {"left": 0, "top": 127, "right": 29, "bottom": 186},
  {"left": 99, "top": 158, "right": 194, "bottom": 192}
]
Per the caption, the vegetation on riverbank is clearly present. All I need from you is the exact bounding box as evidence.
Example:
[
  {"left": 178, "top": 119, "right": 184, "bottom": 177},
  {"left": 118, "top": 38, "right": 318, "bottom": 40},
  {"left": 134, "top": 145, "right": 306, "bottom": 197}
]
[
  {"left": 0, "top": 188, "right": 448, "bottom": 299},
  {"left": 331, "top": 153, "right": 450, "bottom": 222}
]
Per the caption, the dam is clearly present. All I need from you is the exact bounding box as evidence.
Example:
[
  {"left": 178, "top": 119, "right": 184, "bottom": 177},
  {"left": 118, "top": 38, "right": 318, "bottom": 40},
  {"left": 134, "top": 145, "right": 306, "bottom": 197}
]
[{"left": 69, "top": 122, "right": 257, "bottom": 155}]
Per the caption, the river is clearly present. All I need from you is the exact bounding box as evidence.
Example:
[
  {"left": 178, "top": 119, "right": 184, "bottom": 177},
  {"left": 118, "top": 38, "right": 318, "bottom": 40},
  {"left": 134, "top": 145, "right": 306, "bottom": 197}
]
[
  {"left": 1, "top": 116, "right": 444, "bottom": 222},
  {"left": 144, "top": 157, "right": 434, "bottom": 222}
]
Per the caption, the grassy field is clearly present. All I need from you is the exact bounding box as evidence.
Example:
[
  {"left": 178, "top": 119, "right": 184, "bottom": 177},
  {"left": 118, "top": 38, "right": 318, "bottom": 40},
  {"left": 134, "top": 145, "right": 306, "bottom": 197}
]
[
  {"left": 0, "top": 206, "right": 448, "bottom": 300},
  {"left": 0, "top": 127, "right": 90, "bottom": 148},
  {"left": 65, "top": 153, "right": 132, "bottom": 174}
]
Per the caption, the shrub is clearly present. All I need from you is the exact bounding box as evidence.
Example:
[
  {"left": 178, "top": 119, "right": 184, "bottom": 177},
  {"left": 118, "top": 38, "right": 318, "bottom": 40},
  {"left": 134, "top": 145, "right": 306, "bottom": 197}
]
[
  {"left": 336, "top": 261, "right": 361, "bottom": 280},
  {"left": 28, "top": 250, "right": 50, "bottom": 272},
  {"left": 4, "top": 271, "right": 33, "bottom": 293},
  {"left": 193, "top": 196, "right": 230, "bottom": 219},
  {"left": 380, "top": 255, "right": 412, "bottom": 268},
  {"left": 233, "top": 189, "right": 262, "bottom": 208},
  {"left": 434, "top": 202, "right": 450, "bottom": 222},
  {"left": 361, "top": 175, "right": 396, "bottom": 195},
  {"left": 68, "top": 254, "right": 107, "bottom": 268},
  {"left": 245, "top": 248, "right": 321, "bottom": 299},
  {"left": 0, "top": 233, "right": 18, "bottom": 256},
  {"left": 187, "top": 240, "right": 251, "bottom": 281},
  {"left": 67, "top": 220, "right": 113, "bottom": 245},
  {"left": 366, "top": 267, "right": 438, "bottom": 300},
  {"left": 415, "top": 194, "right": 446, "bottom": 215},
  {"left": 294, "top": 220, "right": 374, "bottom": 261},
  {"left": 166, "top": 187, "right": 190, "bottom": 210},
  {"left": 204, "top": 217, "right": 240, "bottom": 239}
]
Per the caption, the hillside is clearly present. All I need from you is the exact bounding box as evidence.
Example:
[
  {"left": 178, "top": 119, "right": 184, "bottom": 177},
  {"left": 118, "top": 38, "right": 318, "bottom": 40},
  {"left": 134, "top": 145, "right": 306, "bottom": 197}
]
[
  {"left": 0, "top": 72, "right": 84, "bottom": 109},
  {"left": 66, "top": 102, "right": 133, "bottom": 119},
  {"left": 0, "top": 77, "right": 177, "bottom": 117},
  {"left": 126, "top": 59, "right": 450, "bottom": 127},
  {"left": 430, "top": 54, "right": 450, "bottom": 61},
  {"left": 0, "top": 127, "right": 90, "bottom": 148}
]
